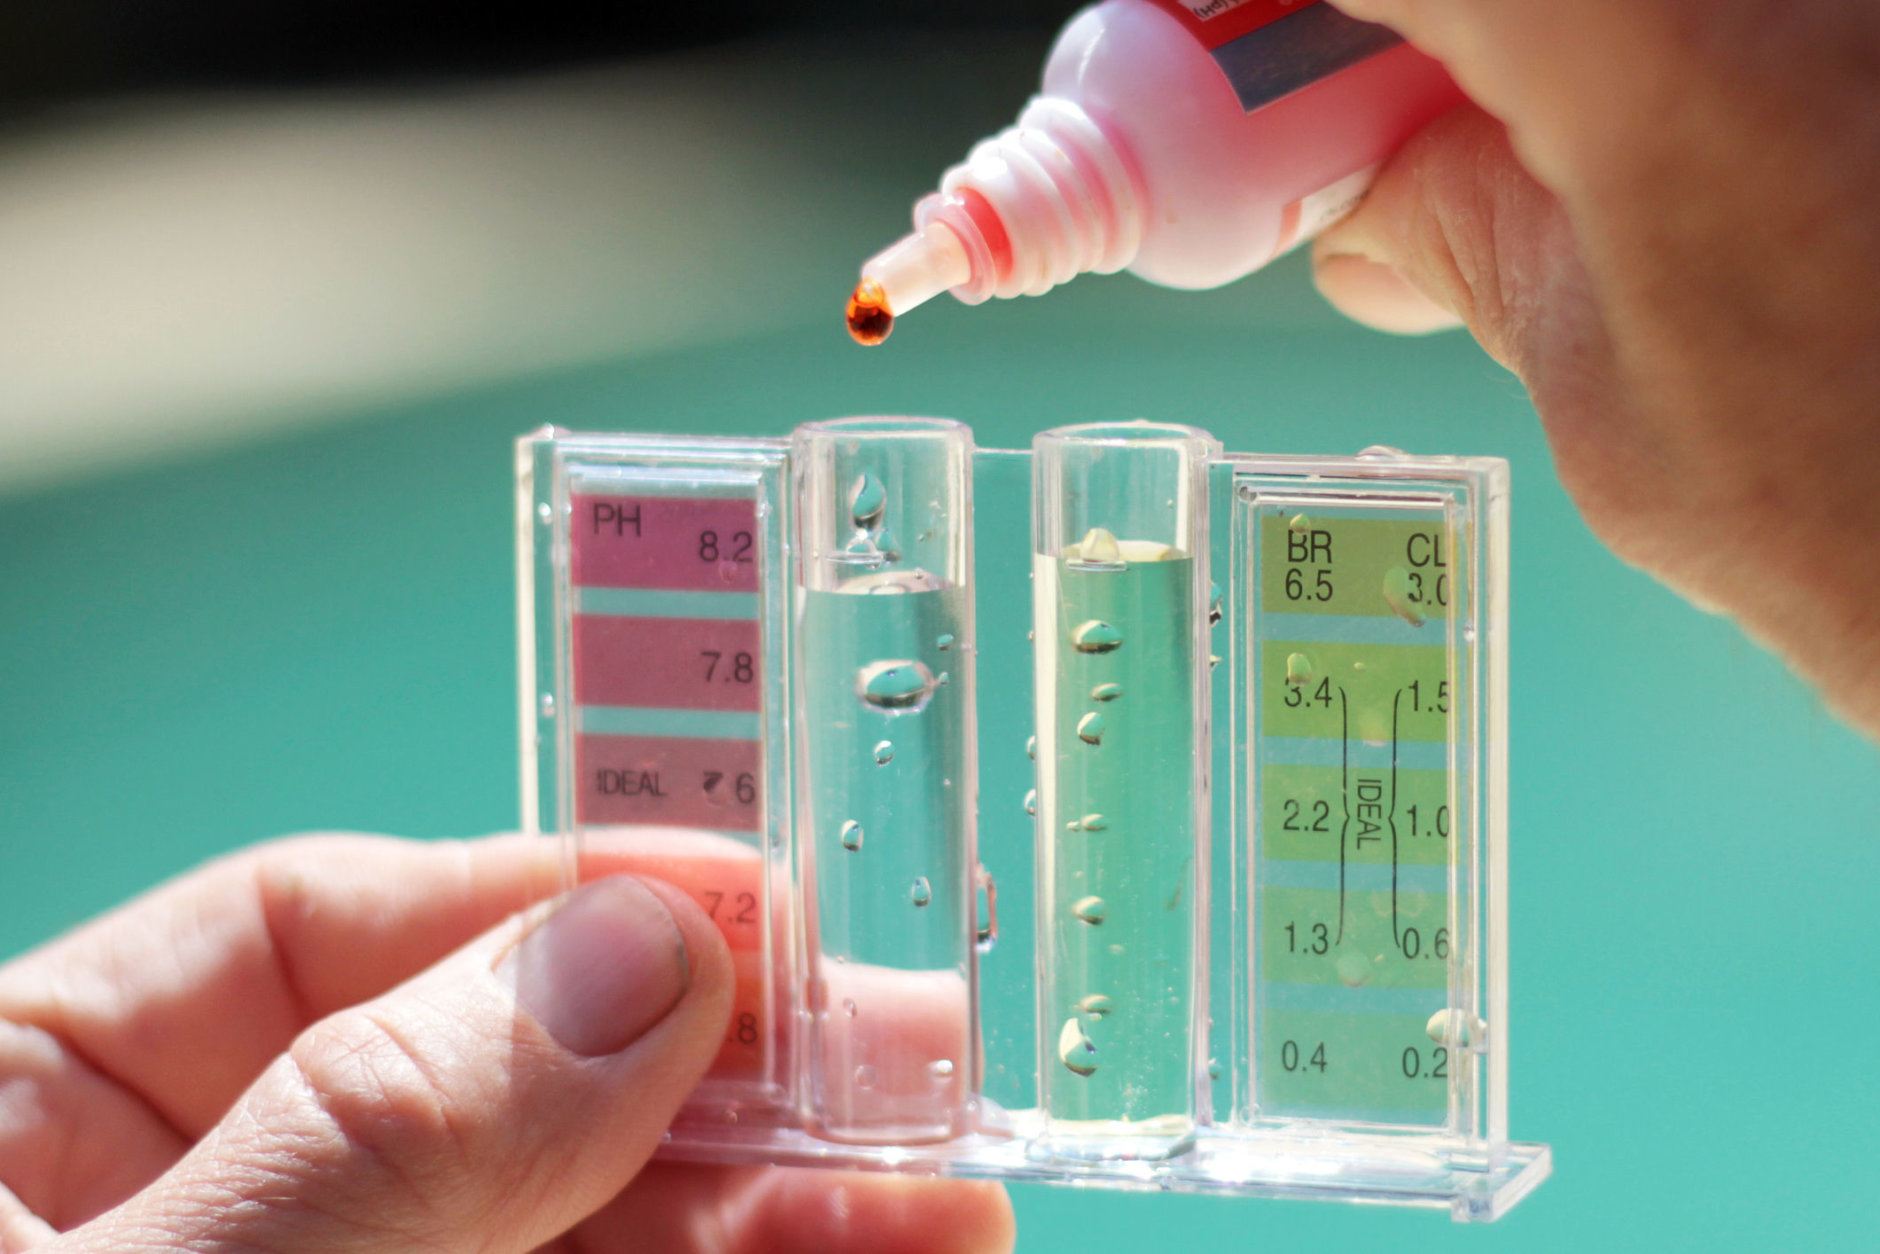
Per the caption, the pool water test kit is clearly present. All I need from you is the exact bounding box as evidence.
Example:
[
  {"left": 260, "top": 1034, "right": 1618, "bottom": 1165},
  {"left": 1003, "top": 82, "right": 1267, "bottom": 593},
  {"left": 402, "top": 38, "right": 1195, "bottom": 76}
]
[{"left": 516, "top": 418, "right": 1550, "bottom": 1221}]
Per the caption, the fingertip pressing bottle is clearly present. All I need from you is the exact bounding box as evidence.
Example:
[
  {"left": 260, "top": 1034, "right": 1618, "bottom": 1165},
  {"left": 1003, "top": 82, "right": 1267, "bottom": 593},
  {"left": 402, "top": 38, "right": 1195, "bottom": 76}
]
[{"left": 846, "top": 0, "right": 1462, "bottom": 343}]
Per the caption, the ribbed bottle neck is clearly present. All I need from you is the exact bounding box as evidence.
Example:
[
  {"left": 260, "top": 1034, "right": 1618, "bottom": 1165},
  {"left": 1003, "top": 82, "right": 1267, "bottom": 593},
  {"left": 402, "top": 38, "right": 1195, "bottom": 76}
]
[{"left": 915, "top": 97, "right": 1145, "bottom": 305}]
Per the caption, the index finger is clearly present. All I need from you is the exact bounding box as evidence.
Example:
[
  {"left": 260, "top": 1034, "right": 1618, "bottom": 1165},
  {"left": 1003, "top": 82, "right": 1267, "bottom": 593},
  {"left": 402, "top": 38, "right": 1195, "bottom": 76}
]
[{"left": 0, "top": 830, "right": 759, "bottom": 1139}]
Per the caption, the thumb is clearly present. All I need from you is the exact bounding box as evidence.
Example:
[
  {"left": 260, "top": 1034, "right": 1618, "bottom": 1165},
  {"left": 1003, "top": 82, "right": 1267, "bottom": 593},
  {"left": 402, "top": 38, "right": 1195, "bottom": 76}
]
[
  {"left": 1310, "top": 105, "right": 1652, "bottom": 526},
  {"left": 1312, "top": 104, "right": 1603, "bottom": 376},
  {"left": 62, "top": 875, "right": 732, "bottom": 1253}
]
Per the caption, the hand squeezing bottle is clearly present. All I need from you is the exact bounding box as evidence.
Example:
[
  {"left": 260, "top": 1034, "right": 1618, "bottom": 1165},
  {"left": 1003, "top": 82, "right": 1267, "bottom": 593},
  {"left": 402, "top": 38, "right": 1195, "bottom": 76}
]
[{"left": 846, "top": 0, "right": 1462, "bottom": 344}]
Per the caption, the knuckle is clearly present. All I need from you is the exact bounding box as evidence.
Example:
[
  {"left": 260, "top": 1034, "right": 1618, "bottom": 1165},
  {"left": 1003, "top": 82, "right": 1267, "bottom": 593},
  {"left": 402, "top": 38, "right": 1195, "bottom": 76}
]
[{"left": 285, "top": 1007, "right": 482, "bottom": 1191}]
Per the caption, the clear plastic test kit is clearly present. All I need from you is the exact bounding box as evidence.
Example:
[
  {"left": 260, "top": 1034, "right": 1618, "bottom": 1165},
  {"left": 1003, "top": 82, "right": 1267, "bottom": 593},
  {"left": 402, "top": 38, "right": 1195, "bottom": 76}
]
[{"left": 515, "top": 418, "right": 1551, "bottom": 1222}]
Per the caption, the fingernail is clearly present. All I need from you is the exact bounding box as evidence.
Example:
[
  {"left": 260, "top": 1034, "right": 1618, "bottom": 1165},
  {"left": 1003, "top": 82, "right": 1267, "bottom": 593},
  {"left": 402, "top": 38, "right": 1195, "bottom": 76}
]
[
  {"left": 1314, "top": 252, "right": 1463, "bottom": 335},
  {"left": 500, "top": 876, "right": 690, "bottom": 1056}
]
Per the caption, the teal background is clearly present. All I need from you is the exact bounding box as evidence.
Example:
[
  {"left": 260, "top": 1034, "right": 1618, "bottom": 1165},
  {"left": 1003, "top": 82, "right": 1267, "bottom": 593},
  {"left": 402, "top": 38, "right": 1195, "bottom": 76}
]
[{"left": 3, "top": 208, "right": 1877, "bottom": 1252}]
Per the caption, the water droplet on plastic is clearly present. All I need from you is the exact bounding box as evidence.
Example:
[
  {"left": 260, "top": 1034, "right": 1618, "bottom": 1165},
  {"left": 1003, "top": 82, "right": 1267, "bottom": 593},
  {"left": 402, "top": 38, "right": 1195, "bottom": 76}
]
[
  {"left": 1023, "top": 788, "right": 1037, "bottom": 817},
  {"left": 1284, "top": 652, "right": 1315, "bottom": 687},
  {"left": 1359, "top": 444, "right": 1407, "bottom": 460},
  {"left": 1076, "top": 711, "right": 1105, "bottom": 744},
  {"left": 929, "top": 1058, "right": 956, "bottom": 1080},
  {"left": 1208, "top": 581, "right": 1223, "bottom": 625},
  {"left": 1077, "top": 993, "right": 1112, "bottom": 1020},
  {"left": 1071, "top": 620, "right": 1123, "bottom": 654},
  {"left": 1072, "top": 895, "right": 1106, "bottom": 925},
  {"left": 840, "top": 530, "right": 885, "bottom": 568},
  {"left": 1336, "top": 951, "right": 1373, "bottom": 988},
  {"left": 1381, "top": 566, "right": 1426, "bottom": 626},
  {"left": 936, "top": 631, "right": 955, "bottom": 651},
  {"left": 839, "top": 820, "right": 864, "bottom": 852},
  {"left": 857, "top": 658, "right": 936, "bottom": 712},
  {"left": 1107, "top": 942, "right": 1125, "bottom": 956},
  {"left": 1288, "top": 513, "right": 1312, "bottom": 535},
  {"left": 910, "top": 876, "right": 932, "bottom": 908},
  {"left": 1069, "top": 526, "right": 1124, "bottom": 570},
  {"left": 849, "top": 472, "right": 886, "bottom": 528},
  {"left": 1057, "top": 1017, "right": 1099, "bottom": 1077},
  {"left": 1025, "top": 734, "right": 1037, "bottom": 760},
  {"left": 1425, "top": 1009, "right": 1486, "bottom": 1049},
  {"left": 1091, "top": 682, "right": 1123, "bottom": 702},
  {"left": 538, "top": 692, "right": 556, "bottom": 719},
  {"left": 872, "top": 739, "right": 894, "bottom": 765}
]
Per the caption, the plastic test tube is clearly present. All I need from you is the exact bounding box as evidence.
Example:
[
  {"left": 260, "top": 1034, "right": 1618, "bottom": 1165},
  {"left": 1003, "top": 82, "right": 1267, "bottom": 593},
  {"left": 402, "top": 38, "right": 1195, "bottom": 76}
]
[
  {"left": 791, "top": 417, "right": 978, "bottom": 1143},
  {"left": 1031, "top": 421, "right": 1216, "bottom": 1156}
]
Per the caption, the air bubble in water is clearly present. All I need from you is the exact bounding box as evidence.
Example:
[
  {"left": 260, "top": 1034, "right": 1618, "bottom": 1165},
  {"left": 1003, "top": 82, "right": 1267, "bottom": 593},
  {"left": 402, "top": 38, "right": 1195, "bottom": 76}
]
[
  {"left": 839, "top": 820, "right": 864, "bottom": 852},
  {"left": 1208, "top": 581, "right": 1223, "bottom": 626},
  {"left": 1091, "top": 682, "right": 1123, "bottom": 702},
  {"left": 1381, "top": 566, "right": 1426, "bottom": 626},
  {"left": 1208, "top": 1057, "right": 1222, "bottom": 1081},
  {"left": 1067, "top": 813, "right": 1107, "bottom": 832},
  {"left": 1026, "top": 734, "right": 1037, "bottom": 760},
  {"left": 1023, "top": 789, "right": 1038, "bottom": 817},
  {"left": 1077, "top": 993, "right": 1112, "bottom": 1020},
  {"left": 538, "top": 692, "right": 556, "bottom": 719},
  {"left": 910, "top": 876, "right": 933, "bottom": 908},
  {"left": 1284, "top": 652, "right": 1315, "bottom": 687},
  {"left": 536, "top": 501, "right": 553, "bottom": 525},
  {"left": 929, "top": 1058, "right": 956, "bottom": 1081},
  {"left": 1288, "top": 513, "right": 1312, "bottom": 535},
  {"left": 854, "top": 1064, "right": 879, "bottom": 1090},
  {"left": 1071, "top": 895, "right": 1106, "bottom": 925},
  {"left": 857, "top": 659, "right": 936, "bottom": 712},
  {"left": 843, "top": 997, "right": 858, "bottom": 1019},
  {"left": 849, "top": 472, "right": 886, "bottom": 528},
  {"left": 1071, "top": 620, "right": 1123, "bottom": 654},
  {"left": 1076, "top": 711, "right": 1106, "bottom": 745},
  {"left": 936, "top": 631, "right": 955, "bottom": 651},
  {"left": 873, "top": 740, "right": 894, "bottom": 765},
  {"left": 1057, "top": 1017, "right": 1099, "bottom": 1077}
]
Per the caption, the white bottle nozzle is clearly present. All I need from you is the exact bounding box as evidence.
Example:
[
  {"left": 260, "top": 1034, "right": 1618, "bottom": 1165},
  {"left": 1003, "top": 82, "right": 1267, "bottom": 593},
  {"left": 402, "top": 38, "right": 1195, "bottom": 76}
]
[{"left": 859, "top": 221, "right": 973, "bottom": 320}]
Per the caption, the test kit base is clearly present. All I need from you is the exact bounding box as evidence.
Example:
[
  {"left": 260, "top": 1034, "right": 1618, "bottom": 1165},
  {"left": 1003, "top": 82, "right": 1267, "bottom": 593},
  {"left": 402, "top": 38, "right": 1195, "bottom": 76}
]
[
  {"left": 658, "top": 1116, "right": 1551, "bottom": 1223},
  {"left": 517, "top": 420, "right": 1550, "bottom": 1223}
]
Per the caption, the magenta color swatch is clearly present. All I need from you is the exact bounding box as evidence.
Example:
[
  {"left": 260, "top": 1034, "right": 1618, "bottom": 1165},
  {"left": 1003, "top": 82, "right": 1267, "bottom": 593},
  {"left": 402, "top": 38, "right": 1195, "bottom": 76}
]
[
  {"left": 572, "top": 615, "right": 763, "bottom": 712},
  {"left": 571, "top": 494, "right": 761, "bottom": 592},
  {"left": 575, "top": 734, "right": 764, "bottom": 830}
]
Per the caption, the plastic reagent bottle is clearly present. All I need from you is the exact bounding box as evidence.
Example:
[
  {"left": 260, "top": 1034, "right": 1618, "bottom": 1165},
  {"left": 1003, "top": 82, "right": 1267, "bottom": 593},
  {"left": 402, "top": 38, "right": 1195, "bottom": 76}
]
[{"left": 845, "top": 0, "right": 1462, "bottom": 344}]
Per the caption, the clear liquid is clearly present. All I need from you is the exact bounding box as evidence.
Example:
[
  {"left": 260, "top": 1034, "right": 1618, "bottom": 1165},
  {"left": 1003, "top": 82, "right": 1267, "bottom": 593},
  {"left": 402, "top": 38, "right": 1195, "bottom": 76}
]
[
  {"left": 1034, "top": 549, "right": 1200, "bottom": 1147},
  {"left": 799, "top": 579, "right": 972, "bottom": 1141}
]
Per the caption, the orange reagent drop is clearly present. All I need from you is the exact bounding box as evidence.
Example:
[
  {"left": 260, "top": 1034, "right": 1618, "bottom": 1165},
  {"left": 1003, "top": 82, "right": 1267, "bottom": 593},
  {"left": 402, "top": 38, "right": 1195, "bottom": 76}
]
[{"left": 845, "top": 279, "right": 894, "bottom": 346}]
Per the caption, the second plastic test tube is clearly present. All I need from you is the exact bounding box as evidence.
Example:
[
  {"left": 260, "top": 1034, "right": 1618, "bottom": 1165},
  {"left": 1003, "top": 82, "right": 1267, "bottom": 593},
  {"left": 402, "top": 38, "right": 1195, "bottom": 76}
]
[
  {"left": 1031, "top": 422, "right": 1217, "bottom": 1155},
  {"left": 791, "top": 417, "right": 979, "bottom": 1144}
]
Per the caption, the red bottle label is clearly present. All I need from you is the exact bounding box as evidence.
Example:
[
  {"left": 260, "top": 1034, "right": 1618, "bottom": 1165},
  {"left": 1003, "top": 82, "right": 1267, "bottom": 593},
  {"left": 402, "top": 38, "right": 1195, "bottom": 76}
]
[{"left": 1145, "top": 0, "right": 1403, "bottom": 112}]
